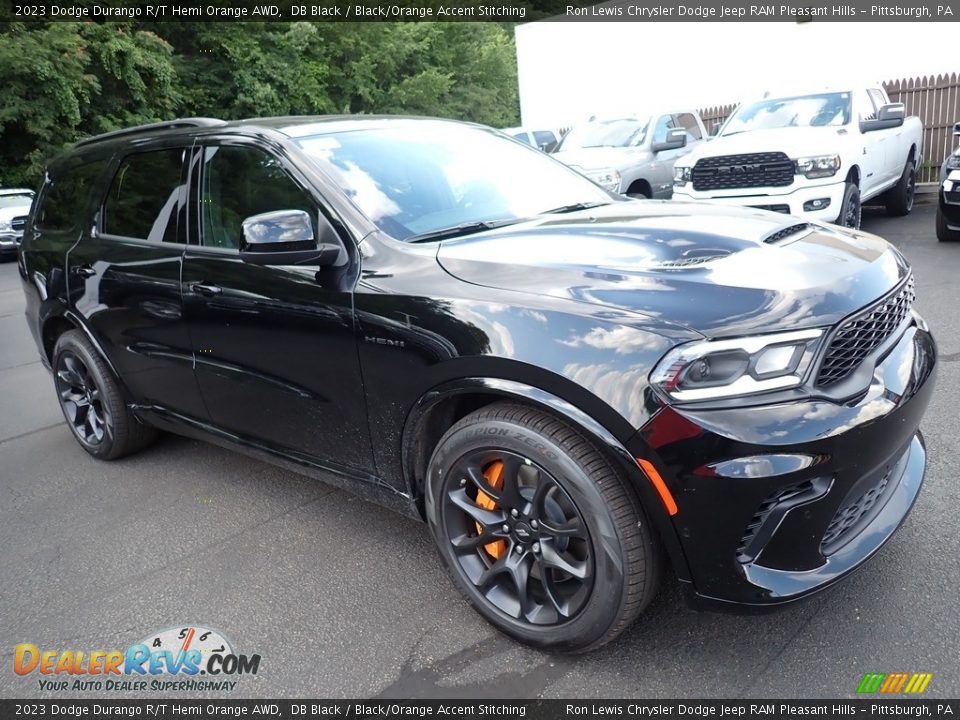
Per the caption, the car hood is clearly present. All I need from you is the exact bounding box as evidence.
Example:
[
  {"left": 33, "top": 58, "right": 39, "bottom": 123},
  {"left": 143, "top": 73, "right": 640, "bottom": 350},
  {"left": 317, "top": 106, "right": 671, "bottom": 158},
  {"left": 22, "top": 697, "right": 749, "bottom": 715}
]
[
  {"left": 553, "top": 146, "right": 646, "bottom": 172},
  {"left": 436, "top": 201, "right": 908, "bottom": 339},
  {"left": 0, "top": 205, "right": 31, "bottom": 223},
  {"left": 679, "top": 126, "right": 851, "bottom": 166}
]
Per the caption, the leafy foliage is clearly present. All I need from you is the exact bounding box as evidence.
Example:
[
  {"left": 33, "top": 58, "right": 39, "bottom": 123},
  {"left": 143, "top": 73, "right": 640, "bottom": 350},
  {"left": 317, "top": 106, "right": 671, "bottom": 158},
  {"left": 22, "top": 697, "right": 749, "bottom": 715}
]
[{"left": 0, "top": 21, "right": 520, "bottom": 187}]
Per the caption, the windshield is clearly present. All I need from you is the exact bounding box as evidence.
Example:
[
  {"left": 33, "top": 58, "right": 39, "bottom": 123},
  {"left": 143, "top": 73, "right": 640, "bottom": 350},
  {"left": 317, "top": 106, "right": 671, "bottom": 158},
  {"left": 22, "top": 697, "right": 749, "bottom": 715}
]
[
  {"left": 721, "top": 92, "right": 851, "bottom": 135},
  {"left": 0, "top": 194, "right": 32, "bottom": 209},
  {"left": 556, "top": 118, "right": 649, "bottom": 150},
  {"left": 296, "top": 122, "right": 611, "bottom": 241}
]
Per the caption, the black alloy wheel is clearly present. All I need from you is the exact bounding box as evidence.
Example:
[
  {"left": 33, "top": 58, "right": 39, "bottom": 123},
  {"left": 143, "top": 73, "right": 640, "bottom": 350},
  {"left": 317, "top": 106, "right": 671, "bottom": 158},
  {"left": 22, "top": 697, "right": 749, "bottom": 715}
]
[
  {"left": 442, "top": 449, "right": 594, "bottom": 626},
  {"left": 55, "top": 350, "right": 110, "bottom": 447},
  {"left": 52, "top": 330, "right": 158, "bottom": 460},
  {"left": 427, "top": 403, "right": 660, "bottom": 652}
]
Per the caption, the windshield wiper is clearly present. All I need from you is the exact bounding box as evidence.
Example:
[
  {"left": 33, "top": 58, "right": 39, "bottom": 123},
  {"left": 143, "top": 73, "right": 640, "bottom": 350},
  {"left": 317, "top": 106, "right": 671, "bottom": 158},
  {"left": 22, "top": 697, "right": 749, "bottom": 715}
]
[
  {"left": 406, "top": 218, "right": 523, "bottom": 243},
  {"left": 540, "top": 201, "right": 611, "bottom": 215}
]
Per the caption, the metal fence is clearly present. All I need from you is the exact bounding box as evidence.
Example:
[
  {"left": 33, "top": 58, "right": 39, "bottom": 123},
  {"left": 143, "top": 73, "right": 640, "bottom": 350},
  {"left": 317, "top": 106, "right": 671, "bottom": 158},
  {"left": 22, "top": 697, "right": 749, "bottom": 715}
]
[{"left": 698, "top": 74, "right": 960, "bottom": 184}]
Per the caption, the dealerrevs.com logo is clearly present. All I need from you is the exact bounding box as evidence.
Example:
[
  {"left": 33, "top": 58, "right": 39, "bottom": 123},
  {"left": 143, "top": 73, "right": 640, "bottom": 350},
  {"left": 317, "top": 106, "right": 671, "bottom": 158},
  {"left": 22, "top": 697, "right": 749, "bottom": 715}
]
[{"left": 14, "top": 625, "right": 261, "bottom": 692}]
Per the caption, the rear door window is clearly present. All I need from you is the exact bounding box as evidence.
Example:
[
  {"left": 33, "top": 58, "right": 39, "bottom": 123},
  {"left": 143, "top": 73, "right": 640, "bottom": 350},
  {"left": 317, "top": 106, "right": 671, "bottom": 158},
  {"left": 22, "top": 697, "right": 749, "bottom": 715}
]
[{"left": 102, "top": 148, "right": 186, "bottom": 243}]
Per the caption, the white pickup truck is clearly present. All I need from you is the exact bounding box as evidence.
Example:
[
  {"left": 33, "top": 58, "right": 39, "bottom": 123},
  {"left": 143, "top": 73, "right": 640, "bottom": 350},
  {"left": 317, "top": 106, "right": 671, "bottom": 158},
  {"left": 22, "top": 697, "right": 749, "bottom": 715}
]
[{"left": 672, "top": 87, "right": 922, "bottom": 228}]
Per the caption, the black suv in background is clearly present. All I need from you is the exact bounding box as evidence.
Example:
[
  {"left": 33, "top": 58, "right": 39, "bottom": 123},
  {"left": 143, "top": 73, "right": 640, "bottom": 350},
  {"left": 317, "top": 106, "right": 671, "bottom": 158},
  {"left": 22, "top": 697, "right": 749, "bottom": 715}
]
[{"left": 20, "top": 116, "right": 936, "bottom": 652}]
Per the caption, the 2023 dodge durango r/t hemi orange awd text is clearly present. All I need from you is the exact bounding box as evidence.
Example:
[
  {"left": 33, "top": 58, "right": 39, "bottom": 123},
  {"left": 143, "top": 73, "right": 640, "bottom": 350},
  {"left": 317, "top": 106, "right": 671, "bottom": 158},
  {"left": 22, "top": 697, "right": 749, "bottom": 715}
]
[{"left": 19, "top": 117, "right": 936, "bottom": 651}]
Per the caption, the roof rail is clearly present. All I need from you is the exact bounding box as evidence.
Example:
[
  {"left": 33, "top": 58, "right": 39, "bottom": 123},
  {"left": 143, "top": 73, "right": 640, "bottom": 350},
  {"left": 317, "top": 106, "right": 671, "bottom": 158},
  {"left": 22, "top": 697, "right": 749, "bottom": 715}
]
[{"left": 74, "top": 118, "right": 226, "bottom": 148}]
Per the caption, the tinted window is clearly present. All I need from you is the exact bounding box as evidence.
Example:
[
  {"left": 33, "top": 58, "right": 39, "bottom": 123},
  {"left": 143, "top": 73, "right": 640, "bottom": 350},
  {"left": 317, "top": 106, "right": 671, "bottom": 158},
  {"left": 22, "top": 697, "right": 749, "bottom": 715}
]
[
  {"left": 34, "top": 162, "right": 105, "bottom": 232},
  {"left": 102, "top": 149, "right": 184, "bottom": 242},
  {"left": 199, "top": 145, "right": 315, "bottom": 250},
  {"left": 674, "top": 113, "right": 702, "bottom": 141}
]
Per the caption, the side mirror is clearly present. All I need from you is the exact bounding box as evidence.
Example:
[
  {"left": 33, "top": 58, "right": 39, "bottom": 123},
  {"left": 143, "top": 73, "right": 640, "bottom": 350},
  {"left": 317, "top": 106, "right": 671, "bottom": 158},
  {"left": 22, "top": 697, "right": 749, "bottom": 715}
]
[
  {"left": 239, "top": 209, "right": 341, "bottom": 266},
  {"left": 953, "top": 121, "right": 960, "bottom": 136},
  {"left": 651, "top": 128, "right": 687, "bottom": 153},
  {"left": 861, "top": 103, "right": 905, "bottom": 133}
]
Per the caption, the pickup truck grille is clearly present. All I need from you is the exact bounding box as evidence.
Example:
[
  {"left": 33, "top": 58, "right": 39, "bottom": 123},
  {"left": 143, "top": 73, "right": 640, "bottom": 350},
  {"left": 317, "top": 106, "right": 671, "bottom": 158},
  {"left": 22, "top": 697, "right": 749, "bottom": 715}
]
[
  {"left": 10, "top": 216, "right": 27, "bottom": 232},
  {"left": 817, "top": 276, "right": 915, "bottom": 387},
  {"left": 692, "top": 152, "right": 795, "bottom": 191}
]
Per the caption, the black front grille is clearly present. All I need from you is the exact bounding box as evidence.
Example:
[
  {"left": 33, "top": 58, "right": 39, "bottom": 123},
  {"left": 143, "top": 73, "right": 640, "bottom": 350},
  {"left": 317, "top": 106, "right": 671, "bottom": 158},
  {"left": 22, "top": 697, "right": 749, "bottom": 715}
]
[
  {"left": 692, "top": 152, "right": 795, "bottom": 191},
  {"left": 817, "top": 277, "right": 915, "bottom": 387},
  {"left": 10, "top": 216, "right": 27, "bottom": 231},
  {"left": 821, "top": 469, "right": 891, "bottom": 553}
]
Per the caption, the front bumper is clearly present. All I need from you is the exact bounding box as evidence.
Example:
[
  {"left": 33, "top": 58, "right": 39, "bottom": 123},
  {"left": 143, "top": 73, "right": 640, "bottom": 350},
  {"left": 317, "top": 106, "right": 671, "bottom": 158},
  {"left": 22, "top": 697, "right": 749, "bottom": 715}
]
[
  {"left": 632, "top": 319, "right": 936, "bottom": 607},
  {"left": 0, "top": 232, "right": 23, "bottom": 255},
  {"left": 941, "top": 170, "right": 960, "bottom": 227},
  {"left": 673, "top": 180, "right": 846, "bottom": 223}
]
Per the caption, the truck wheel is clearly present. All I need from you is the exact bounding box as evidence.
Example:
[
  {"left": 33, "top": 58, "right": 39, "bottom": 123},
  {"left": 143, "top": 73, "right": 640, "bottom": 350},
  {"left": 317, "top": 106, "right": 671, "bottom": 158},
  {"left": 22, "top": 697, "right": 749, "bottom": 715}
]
[
  {"left": 885, "top": 160, "right": 916, "bottom": 216},
  {"left": 937, "top": 204, "right": 960, "bottom": 242},
  {"left": 837, "top": 182, "right": 861, "bottom": 229},
  {"left": 426, "top": 402, "right": 661, "bottom": 652}
]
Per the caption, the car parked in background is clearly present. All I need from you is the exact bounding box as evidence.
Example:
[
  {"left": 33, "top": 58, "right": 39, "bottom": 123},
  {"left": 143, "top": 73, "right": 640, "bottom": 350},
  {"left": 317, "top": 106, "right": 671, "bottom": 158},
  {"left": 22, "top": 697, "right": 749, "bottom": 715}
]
[
  {"left": 20, "top": 116, "right": 935, "bottom": 652},
  {"left": 503, "top": 127, "right": 564, "bottom": 153},
  {"left": 936, "top": 121, "right": 960, "bottom": 242},
  {"left": 672, "top": 87, "right": 922, "bottom": 228},
  {"left": 0, "top": 188, "right": 34, "bottom": 260},
  {"left": 552, "top": 111, "right": 706, "bottom": 198}
]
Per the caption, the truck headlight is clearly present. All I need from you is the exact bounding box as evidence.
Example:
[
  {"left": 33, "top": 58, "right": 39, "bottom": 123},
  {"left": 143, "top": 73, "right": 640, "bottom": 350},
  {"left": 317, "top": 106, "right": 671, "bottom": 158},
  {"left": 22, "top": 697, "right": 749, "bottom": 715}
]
[
  {"left": 650, "top": 329, "right": 824, "bottom": 402},
  {"left": 0, "top": 219, "right": 11, "bottom": 232},
  {"left": 585, "top": 168, "right": 621, "bottom": 192},
  {"left": 674, "top": 166, "right": 692, "bottom": 186},
  {"left": 794, "top": 155, "right": 841, "bottom": 179}
]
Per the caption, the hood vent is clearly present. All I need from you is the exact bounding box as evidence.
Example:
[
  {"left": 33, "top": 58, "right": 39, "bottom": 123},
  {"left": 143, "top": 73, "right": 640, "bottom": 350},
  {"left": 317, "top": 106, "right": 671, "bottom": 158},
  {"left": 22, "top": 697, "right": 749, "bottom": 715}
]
[
  {"left": 764, "top": 223, "right": 811, "bottom": 244},
  {"left": 657, "top": 249, "right": 732, "bottom": 269}
]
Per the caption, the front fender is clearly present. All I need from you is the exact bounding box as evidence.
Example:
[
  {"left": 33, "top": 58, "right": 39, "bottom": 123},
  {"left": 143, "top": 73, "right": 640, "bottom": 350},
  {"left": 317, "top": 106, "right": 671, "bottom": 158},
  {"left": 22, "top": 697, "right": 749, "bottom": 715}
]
[{"left": 403, "top": 376, "right": 692, "bottom": 583}]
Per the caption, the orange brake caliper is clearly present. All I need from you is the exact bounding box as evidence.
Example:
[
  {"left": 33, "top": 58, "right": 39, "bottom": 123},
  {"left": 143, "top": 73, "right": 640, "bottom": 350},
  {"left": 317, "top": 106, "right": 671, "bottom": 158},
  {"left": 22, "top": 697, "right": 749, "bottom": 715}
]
[{"left": 476, "top": 461, "right": 507, "bottom": 560}]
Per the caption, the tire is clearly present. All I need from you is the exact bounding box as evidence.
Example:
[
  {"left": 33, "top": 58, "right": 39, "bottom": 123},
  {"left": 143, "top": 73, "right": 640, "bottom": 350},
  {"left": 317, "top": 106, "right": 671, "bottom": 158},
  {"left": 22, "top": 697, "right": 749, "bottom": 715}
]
[
  {"left": 937, "top": 204, "right": 960, "bottom": 242},
  {"left": 836, "top": 181, "right": 862, "bottom": 229},
  {"left": 425, "top": 402, "right": 660, "bottom": 652},
  {"left": 52, "top": 329, "right": 158, "bottom": 460},
  {"left": 885, "top": 159, "right": 916, "bottom": 217},
  {"left": 626, "top": 191, "right": 651, "bottom": 200}
]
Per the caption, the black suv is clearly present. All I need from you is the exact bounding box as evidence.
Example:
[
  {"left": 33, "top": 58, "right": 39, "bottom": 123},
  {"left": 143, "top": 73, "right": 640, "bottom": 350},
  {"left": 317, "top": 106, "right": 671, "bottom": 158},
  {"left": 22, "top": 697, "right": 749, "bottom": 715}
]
[{"left": 20, "top": 117, "right": 936, "bottom": 651}]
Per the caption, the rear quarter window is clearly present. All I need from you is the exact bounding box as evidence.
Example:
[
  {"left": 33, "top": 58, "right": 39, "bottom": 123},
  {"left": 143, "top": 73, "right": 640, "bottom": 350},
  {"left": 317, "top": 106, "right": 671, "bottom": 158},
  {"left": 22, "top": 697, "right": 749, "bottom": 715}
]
[{"left": 34, "top": 160, "right": 106, "bottom": 232}]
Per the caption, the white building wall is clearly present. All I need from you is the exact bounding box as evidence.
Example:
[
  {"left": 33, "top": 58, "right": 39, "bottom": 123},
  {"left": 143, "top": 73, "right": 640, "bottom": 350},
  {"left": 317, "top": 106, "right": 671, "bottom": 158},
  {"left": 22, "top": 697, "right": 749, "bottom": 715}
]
[{"left": 515, "top": 22, "right": 959, "bottom": 127}]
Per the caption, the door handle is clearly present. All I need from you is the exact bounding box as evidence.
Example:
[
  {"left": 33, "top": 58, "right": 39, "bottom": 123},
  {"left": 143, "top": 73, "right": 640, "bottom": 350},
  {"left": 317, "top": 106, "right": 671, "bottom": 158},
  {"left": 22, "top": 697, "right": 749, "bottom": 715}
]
[
  {"left": 190, "top": 282, "right": 223, "bottom": 297},
  {"left": 74, "top": 265, "right": 97, "bottom": 279}
]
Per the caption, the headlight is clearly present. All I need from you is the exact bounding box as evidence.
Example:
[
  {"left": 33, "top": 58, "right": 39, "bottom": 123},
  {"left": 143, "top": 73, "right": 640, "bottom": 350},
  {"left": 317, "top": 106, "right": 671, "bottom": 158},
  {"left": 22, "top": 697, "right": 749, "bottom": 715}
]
[
  {"left": 794, "top": 155, "right": 841, "bottom": 179},
  {"left": 584, "top": 168, "right": 621, "bottom": 192},
  {"left": 673, "top": 166, "right": 692, "bottom": 186},
  {"left": 650, "top": 329, "right": 823, "bottom": 402},
  {"left": 0, "top": 219, "right": 10, "bottom": 231}
]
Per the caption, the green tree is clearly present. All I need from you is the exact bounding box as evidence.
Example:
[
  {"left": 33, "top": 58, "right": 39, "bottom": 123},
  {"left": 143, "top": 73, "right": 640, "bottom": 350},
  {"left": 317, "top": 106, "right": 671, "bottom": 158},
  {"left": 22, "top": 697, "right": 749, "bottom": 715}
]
[{"left": 0, "top": 21, "right": 179, "bottom": 186}]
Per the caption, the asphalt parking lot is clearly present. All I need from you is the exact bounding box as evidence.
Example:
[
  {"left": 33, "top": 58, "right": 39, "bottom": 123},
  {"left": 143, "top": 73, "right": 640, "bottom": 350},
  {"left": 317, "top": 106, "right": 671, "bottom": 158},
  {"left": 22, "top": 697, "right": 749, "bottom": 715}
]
[{"left": 1, "top": 202, "right": 958, "bottom": 700}]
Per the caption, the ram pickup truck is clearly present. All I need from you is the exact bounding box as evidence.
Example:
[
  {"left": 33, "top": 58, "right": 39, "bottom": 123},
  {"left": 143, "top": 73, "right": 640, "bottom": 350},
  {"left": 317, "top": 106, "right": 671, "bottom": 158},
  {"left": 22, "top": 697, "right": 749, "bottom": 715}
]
[
  {"left": 672, "top": 88, "right": 922, "bottom": 228},
  {"left": 553, "top": 111, "right": 706, "bottom": 198}
]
